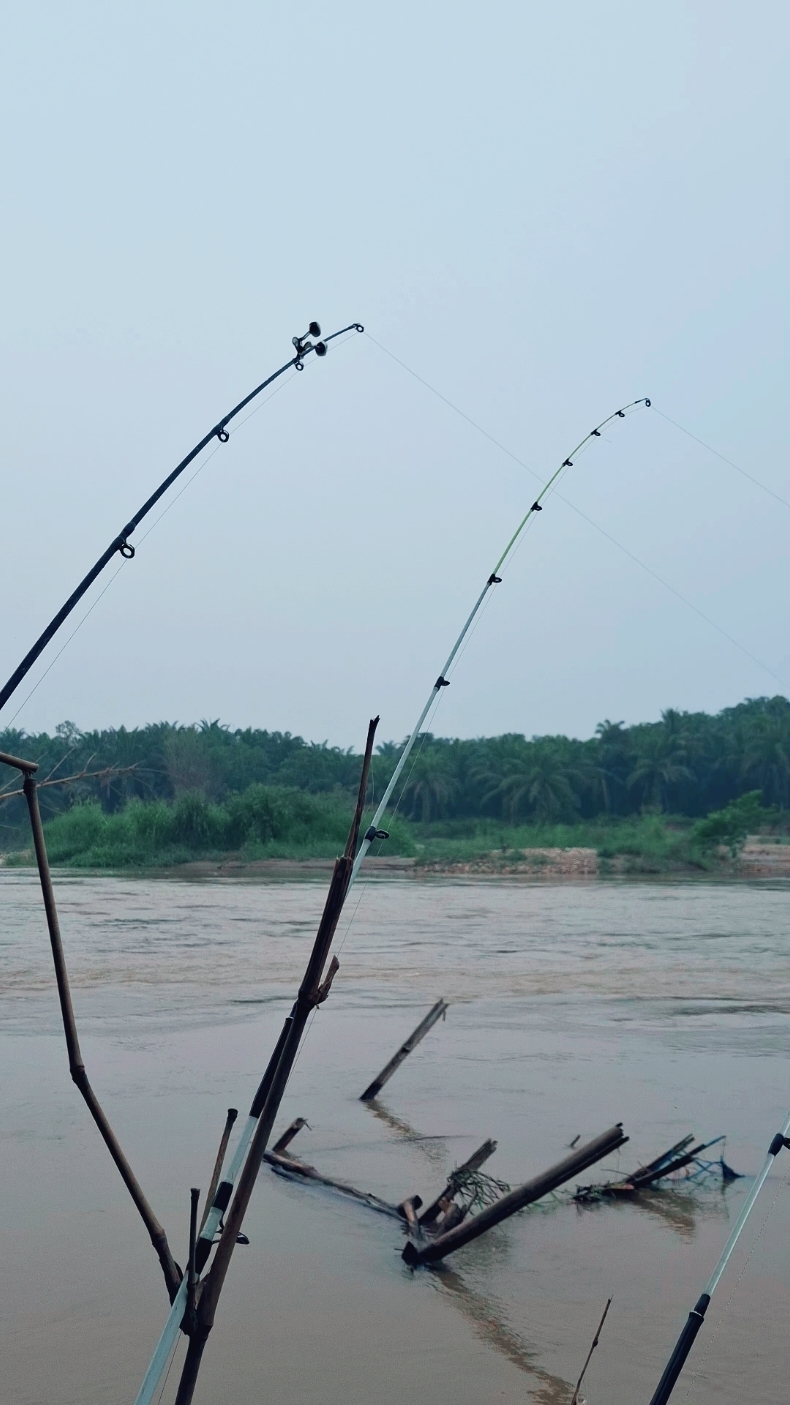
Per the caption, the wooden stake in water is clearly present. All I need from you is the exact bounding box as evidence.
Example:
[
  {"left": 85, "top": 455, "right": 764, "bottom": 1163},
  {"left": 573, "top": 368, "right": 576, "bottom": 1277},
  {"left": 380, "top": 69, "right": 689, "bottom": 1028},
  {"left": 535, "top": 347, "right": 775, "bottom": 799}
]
[{"left": 359, "top": 999, "right": 449, "bottom": 1101}]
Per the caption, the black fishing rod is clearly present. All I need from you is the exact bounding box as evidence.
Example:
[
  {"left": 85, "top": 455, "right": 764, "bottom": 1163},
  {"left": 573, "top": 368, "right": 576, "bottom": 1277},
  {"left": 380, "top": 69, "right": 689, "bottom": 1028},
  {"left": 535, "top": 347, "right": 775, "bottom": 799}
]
[{"left": 0, "top": 320, "right": 363, "bottom": 717}]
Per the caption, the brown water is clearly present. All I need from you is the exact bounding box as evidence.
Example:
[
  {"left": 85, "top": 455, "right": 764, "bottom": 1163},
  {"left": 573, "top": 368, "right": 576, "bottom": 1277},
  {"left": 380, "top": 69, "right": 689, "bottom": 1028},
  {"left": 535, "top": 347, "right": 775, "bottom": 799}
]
[{"left": 2, "top": 871, "right": 789, "bottom": 1405}]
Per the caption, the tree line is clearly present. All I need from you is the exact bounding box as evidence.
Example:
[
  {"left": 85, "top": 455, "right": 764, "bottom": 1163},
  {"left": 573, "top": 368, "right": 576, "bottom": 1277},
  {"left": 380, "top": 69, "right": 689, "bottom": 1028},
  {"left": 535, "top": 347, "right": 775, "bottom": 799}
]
[{"left": 2, "top": 695, "right": 789, "bottom": 841}]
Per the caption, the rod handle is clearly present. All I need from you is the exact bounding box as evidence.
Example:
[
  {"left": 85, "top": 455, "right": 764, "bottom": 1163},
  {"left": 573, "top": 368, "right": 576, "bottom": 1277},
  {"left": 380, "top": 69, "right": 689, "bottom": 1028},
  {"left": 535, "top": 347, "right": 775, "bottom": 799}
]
[{"left": 648, "top": 1294, "right": 709, "bottom": 1405}]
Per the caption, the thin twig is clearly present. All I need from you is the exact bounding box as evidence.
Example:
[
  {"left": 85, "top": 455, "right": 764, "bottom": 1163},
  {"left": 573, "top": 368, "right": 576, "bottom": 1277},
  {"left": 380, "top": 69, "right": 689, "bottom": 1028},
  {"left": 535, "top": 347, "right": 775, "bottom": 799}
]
[{"left": 0, "top": 763, "right": 137, "bottom": 801}]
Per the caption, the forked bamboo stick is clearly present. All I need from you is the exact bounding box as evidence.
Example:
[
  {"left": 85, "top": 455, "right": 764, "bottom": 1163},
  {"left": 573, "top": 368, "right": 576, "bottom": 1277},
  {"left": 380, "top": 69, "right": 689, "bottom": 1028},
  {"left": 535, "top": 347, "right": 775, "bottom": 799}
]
[{"left": 0, "top": 751, "right": 182, "bottom": 1301}]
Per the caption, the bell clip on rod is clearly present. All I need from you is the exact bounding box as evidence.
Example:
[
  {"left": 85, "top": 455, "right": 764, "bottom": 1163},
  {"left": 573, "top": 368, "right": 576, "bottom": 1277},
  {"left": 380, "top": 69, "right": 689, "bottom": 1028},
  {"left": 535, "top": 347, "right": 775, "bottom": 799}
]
[
  {"left": 647, "top": 1113, "right": 790, "bottom": 1405},
  {"left": 0, "top": 319, "right": 364, "bottom": 717}
]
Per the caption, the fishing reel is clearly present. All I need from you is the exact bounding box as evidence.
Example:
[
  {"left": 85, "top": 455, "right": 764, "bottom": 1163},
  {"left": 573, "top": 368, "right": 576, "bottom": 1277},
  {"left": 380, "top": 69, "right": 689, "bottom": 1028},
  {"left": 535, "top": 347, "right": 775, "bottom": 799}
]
[{"left": 292, "top": 321, "right": 328, "bottom": 369}]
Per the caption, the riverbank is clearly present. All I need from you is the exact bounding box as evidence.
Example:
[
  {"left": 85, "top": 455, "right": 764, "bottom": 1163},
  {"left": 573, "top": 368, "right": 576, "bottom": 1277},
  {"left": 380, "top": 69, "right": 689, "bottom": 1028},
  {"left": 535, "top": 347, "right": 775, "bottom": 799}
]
[
  {"left": 6, "top": 836, "right": 787, "bottom": 881},
  {"left": 2, "top": 794, "right": 786, "bottom": 877}
]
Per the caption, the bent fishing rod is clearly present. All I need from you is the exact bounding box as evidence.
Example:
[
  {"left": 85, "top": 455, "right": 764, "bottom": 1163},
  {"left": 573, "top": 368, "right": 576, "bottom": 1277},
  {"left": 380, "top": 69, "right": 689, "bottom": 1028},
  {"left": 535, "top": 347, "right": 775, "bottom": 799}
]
[
  {"left": 349, "top": 395, "right": 651, "bottom": 882},
  {"left": 134, "top": 392, "right": 650, "bottom": 1405},
  {"left": 0, "top": 320, "right": 364, "bottom": 717},
  {"left": 646, "top": 1110, "right": 790, "bottom": 1404}
]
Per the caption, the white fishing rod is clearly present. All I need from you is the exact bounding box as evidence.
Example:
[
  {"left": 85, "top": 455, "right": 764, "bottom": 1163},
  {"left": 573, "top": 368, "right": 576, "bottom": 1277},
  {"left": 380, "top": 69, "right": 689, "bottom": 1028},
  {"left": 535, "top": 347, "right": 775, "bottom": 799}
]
[
  {"left": 349, "top": 395, "right": 651, "bottom": 882},
  {"left": 647, "top": 1111, "right": 790, "bottom": 1404},
  {"left": 133, "top": 392, "right": 649, "bottom": 1405}
]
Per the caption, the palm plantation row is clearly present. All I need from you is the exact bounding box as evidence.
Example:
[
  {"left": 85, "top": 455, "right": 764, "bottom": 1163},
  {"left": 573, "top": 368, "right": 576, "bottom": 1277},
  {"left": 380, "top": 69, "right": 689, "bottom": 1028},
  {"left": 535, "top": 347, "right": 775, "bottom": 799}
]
[{"left": 2, "top": 696, "right": 788, "bottom": 839}]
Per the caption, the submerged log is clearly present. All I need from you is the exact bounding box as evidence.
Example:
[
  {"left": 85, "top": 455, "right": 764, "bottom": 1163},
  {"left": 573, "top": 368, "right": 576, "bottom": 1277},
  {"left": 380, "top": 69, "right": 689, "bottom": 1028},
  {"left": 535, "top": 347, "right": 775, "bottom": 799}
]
[
  {"left": 360, "top": 999, "right": 449, "bottom": 1101},
  {"left": 265, "top": 1146, "right": 403, "bottom": 1220},
  {"left": 402, "top": 1124, "right": 628, "bottom": 1266}
]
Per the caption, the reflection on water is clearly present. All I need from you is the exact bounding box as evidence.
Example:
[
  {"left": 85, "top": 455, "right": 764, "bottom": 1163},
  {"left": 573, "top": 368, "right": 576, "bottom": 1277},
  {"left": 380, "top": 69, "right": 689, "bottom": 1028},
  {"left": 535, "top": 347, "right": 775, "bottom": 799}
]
[
  {"left": 436, "top": 1267, "right": 574, "bottom": 1403},
  {"left": 573, "top": 1185, "right": 728, "bottom": 1240},
  {"left": 2, "top": 871, "right": 790, "bottom": 1404},
  {"left": 362, "top": 1098, "right": 452, "bottom": 1169}
]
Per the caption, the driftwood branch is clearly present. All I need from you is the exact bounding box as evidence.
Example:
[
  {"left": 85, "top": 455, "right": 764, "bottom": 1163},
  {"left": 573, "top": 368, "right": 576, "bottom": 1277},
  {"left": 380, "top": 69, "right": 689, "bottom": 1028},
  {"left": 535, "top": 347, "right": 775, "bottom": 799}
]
[
  {"left": 402, "top": 1124, "right": 629, "bottom": 1266},
  {"left": 0, "top": 752, "right": 182, "bottom": 1301},
  {"left": 360, "top": 998, "right": 449, "bottom": 1101}
]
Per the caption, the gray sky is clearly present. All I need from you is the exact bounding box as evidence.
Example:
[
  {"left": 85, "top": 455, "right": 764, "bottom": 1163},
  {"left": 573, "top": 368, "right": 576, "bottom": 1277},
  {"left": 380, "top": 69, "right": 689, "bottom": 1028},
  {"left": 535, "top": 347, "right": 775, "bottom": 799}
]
[{"left": 1, "top": 2, "right": 786, "bottom": 749}]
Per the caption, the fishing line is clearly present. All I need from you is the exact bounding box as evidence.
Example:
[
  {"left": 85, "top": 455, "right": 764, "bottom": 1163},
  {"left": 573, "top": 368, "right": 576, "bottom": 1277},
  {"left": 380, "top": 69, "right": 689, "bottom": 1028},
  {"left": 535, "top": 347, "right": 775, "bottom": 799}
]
[
  {"left": 346, "top": 393, "right": 651, "bottom": 888},
  {"left": 652, "top": 407, "right": 790, "bottom": 512},
  {"left": 365, "top": 334, "right": 786, "bottom": 691},
  {"left": 325, "top": 397, "right": 634, "bottom": 984},
  {"left": 5, "top": 563, "right": 127, "bottom": 727},
  {"left": 5, "top": 344, "right": 346, "bottom": 732},
  {"left": 155, "top": 1332, "right": 182, "bottom": 1404}
]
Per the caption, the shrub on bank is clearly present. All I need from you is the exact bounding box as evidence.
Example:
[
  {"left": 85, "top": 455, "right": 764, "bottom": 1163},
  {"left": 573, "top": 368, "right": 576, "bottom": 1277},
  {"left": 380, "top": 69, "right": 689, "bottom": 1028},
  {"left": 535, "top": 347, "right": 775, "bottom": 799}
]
[{"left": 7, "top": 787, "right": 415, "bottom": 868}]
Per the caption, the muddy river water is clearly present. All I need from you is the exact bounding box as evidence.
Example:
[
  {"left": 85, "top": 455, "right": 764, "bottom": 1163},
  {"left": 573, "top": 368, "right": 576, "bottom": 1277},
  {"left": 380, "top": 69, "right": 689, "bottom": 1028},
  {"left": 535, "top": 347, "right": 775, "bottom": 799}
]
[{"left": 2, "top": 871, "right": 789, "bottom": 1404}]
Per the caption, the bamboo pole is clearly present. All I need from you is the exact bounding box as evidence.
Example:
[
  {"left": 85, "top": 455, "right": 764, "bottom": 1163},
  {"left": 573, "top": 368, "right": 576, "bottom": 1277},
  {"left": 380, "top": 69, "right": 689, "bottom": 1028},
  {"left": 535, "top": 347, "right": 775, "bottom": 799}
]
[
  {"left": 402, "top": 1125, "right": 629, "bottom": 1266},
  {"left": 186, "top": 1189, "right": 200, "bottom": 1335},
  {"left": 271, "top": 1117, "right": 308, "bottom": 1154},
  {"left": 360, "top": 998, "right": 449, "bottom": 1101},
  {"left": 169, "top": 718, "right": 379, "bottom": 1404},
  {"left": 17, "top": 763, "right": 181, "bottom": 1300},
  {"left": 200, "top": 1108, "right": 238, "bottom": 1233}
]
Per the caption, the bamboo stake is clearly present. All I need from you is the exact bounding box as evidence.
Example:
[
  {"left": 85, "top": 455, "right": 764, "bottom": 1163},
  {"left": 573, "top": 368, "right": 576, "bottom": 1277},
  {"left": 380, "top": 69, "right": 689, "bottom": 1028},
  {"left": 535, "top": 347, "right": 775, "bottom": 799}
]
[
  {"left": 419, "top": 1138, "right": 498, "bottom": 1225},
  {"left": 15, "top": 760, "right": 181, "bottom": 1300},
  {"left": 570, "top": 1297, "right": 612, "bottom": 1405},
  {"left": 272, "top": 1117, "right": 309, "bottom": 1154},
  {"left": 360, "top": 999, "right": 449, "bottom": 1101},
  {"left": 186, "top": 1189, "right": 200, "bottom": 1335},
  {"left": 200, "top": 1109, "right": 238, "bottom": 1233},
  {"left": 169, "top": 718, "right": 379, "bottom": 1405}
]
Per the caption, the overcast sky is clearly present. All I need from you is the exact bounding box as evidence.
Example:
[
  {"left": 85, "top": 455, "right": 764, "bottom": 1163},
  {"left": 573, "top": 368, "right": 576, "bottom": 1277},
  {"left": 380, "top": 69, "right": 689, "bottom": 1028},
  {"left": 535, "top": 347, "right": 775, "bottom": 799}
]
[{"left": 1, "top": 2, "right": 786, "bottom": 749}]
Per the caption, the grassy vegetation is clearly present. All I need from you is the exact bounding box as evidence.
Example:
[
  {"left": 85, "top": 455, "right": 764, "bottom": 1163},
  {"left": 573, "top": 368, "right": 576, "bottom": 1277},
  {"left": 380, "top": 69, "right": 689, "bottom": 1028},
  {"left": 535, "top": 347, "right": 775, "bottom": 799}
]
[
  {"left": 6, "top": 798, "right": 776, "bottom": 873},
  {"left": 6, "top": 787, "right": 416, "bottom": 869},
  {"left": 408, "top": 814, "right": 704, "bottom": 872}
]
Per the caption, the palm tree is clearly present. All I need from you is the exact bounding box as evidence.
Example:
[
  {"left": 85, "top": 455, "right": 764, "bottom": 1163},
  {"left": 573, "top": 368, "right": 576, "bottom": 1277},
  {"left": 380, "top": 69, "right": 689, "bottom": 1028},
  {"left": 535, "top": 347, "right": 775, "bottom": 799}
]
[
  {"left": 627, "top": 725, "right": 692, "bottom": 812},
  {"left": 483, "top": 739, "right": 589, "bottom": 822},
  {"left": 400, "top": 751, "right": 460, "bottom": 822},
  {"left": 741, "top": 708, "right": 790, "bottom": 809}
]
